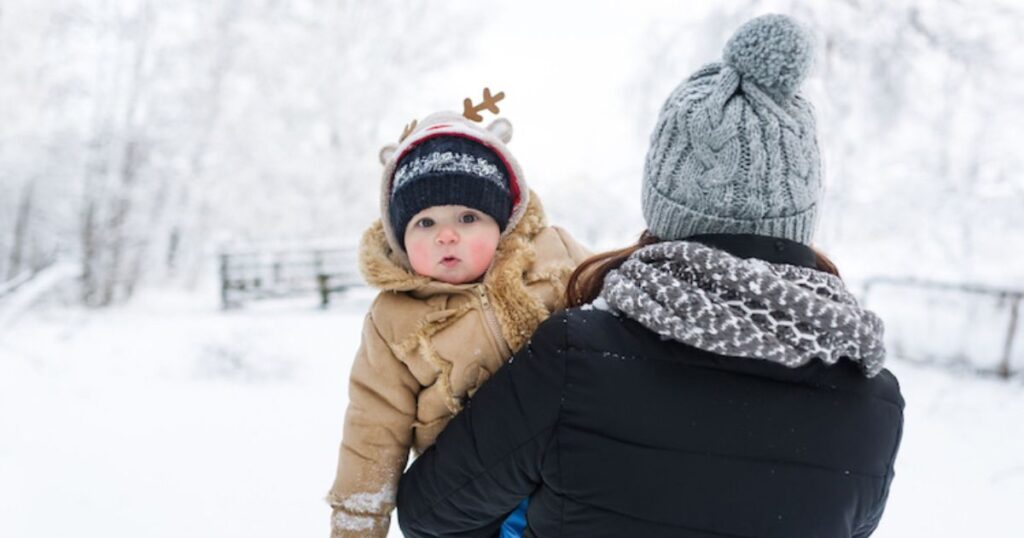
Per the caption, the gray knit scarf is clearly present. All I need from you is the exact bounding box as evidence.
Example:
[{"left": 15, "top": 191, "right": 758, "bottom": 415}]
[{"left": 600, "top": 241, "right": 886, "bottom": 377}]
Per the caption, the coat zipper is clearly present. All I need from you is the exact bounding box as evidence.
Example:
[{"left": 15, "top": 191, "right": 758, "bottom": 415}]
[{"left": 477, "top": 285, "right": 512, "bottom": 359}]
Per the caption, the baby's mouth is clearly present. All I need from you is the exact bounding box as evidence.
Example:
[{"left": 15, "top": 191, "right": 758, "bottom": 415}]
[{"left": 440, "top": 256, "right": 460, "bottom": 267}]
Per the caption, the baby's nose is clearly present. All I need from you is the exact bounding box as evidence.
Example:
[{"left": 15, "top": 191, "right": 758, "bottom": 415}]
[{"left": 436, "top": 227, "right": 458, "bottom": 244}]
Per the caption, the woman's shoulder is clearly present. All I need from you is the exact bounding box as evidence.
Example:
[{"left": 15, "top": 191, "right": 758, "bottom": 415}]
[{"left": 528, "top": 304, "right": 636, "bottom": 353}]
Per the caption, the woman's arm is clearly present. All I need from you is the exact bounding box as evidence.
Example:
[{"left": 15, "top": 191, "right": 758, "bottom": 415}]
[{"left": 396, "top": 312, "right": 569, "bottom": 537}]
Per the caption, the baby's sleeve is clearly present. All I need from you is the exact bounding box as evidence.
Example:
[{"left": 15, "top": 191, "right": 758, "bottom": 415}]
[{"left": 326, "top": 312, "right": 419, "bottom": 538}]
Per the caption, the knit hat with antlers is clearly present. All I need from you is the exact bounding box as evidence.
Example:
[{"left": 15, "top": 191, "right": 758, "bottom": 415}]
[{"left": 377, "top": 88, "right": 530, "bottom": 260}]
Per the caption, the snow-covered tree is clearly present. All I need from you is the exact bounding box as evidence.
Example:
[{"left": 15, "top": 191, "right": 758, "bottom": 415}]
[{"left": 0, "top": 0, "right": 483, "bottom": 305}]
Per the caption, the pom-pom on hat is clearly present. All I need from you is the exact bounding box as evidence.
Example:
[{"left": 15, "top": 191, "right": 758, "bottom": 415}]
[
  {"left": 724, "top": 14, "right": 814, "bottom": 97},
  {"left": 642, "top": 14, "right": 823, "bottom": 245}
]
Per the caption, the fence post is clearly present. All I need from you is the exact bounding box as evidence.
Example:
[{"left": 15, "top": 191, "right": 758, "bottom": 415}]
[
  {"left": 313, "top": 250, "right": 324, "bottom": 275},
  {"left": 219, "top": 253, "right": 232, "bottom": 309},
  {"left": 860, "top": 279, "right": 875, "bottom": 307},
  {"left": 999, "top": 294, "right": 1021, "bottom": 379},
  {"left": 317, "top": 274, "right": 330, "bottom": 309}
]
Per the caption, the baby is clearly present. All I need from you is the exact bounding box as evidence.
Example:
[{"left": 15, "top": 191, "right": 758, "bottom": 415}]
[{"left": 326, "top": 91, "right": 590, "bottom": 537}]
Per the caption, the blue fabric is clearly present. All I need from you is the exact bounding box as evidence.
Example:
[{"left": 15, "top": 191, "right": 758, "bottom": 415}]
[{"left": 499, "top": 498, "right": 529, "bottom": 538}]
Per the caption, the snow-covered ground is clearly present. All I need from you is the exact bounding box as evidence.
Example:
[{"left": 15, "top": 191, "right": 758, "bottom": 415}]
[{"left": 1, "top": 289, "right": 1021, "bottom": 537}]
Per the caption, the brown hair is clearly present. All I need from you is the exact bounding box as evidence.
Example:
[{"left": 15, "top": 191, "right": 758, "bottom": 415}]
[{"left": 565, "top": 231, "right": 842, "bottom": 308}]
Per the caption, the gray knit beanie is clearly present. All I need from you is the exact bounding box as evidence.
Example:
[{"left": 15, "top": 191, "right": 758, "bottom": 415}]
[{"left": 642, "top": 14, "right": 822, "bottom": 244}]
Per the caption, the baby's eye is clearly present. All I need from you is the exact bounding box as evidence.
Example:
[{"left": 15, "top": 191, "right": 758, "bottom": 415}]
[
  {"left": 415, "top": 217, "right": 435, "bottom": 228},
  {"left": 459, "top": 213, "right": 479, "bottom": 224}
]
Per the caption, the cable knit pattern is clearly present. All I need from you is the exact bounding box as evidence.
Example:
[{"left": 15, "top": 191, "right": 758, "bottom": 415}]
[
  {"left": 642, "top": 14, "right": 822, "bottom": 244},
  {"left": 600, "top": 241, "right": 886, "bottom": 377}
]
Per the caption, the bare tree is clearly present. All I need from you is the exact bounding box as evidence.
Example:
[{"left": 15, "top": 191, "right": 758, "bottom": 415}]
[{"left": 7, "top": 179, "right": 36, "bottom": 280}]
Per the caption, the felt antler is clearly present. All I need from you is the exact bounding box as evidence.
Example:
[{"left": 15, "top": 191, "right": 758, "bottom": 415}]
[
  {"left": 399, "top": 119, "right": 418, "bottom": 142},
  {"left": 462, "top": 87, "right": 505, "bottom": 122}
]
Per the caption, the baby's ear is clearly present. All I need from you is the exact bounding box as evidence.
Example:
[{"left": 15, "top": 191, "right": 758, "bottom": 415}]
[
  {"left": 486, "top": 118, "right": 513, "bottom": 143},
  {"left": 379, "top": 143, "right": 398, "bottom": 165}
]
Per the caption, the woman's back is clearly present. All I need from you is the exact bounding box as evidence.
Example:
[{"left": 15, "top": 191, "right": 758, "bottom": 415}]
[
  {"left": 398, "top": 302, "right": 902, "bottom": 537},
  {"left": 524, "top": 307, "right": 902, "bottom": 537}
]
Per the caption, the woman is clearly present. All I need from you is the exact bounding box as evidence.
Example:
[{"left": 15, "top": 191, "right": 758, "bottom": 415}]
[{"left": 396, "top": 14, "right": 903, "bottom": 538}]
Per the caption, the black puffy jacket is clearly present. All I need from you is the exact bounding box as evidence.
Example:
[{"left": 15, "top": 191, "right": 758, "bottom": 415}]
[{"left": 397, "top": 238, "right": 904, "bottom": 538}]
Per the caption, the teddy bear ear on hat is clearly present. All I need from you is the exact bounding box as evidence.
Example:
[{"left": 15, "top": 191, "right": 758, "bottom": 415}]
[
  {"left": 723, "top": 13, "right": 814, "bottom": 97},
  {"left": 378, "top": 143, "right": 398, "bottom": 165},
  {"left": 486, "top": 118, "right": 513, "bottom": 144}
]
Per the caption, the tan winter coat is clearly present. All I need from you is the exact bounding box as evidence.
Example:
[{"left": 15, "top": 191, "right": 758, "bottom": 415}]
[{"left": 327, "top": 192, "right": 590, "bottom": 537}]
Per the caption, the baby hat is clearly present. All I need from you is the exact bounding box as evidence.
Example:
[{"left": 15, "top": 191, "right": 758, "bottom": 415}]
[
  {"left": 389, "top": 135, "right": 512, "bottom": 251},
  {"left": 378, "top": 89, "right": 530, "bottom": 257}
]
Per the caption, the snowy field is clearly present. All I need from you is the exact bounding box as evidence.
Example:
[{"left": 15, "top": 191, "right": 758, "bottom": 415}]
[{"left": 1, "top": 288, "right": 1022, "bottom": 538}]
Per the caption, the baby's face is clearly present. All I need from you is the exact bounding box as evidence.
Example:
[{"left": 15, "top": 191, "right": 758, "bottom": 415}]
[{"left": 404, "top": 205, "right": 500, "bottom": 284}]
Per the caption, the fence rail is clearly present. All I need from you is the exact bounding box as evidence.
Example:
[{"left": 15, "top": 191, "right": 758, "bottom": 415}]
[
  {"left": 219, "top": 247, "right": 362, "bottom": 309},
  {"left": 862, "top": 276, "right": 1022, "bottom": 378},
  {"left": 0, "top": 270, "right": 35, "bottom": 300}
]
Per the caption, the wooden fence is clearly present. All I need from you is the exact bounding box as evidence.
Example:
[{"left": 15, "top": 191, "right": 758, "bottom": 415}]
[
  {"left": 862, "top": 276, "right": 1022, "bottom": 378},
  {"left": 219, "top": 247, "right": 362, "bottom": 309}
]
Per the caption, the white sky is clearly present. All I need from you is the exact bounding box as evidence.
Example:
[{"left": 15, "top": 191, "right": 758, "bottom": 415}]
[{"left": 384, "top": 0, "right": 724, "bottom": 205}]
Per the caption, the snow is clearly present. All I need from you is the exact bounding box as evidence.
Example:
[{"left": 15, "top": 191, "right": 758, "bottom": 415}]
[
  {"left": 332, "top": 488, "right": 395, "bottom": 514},
  {"left": 0, "top": 262, "right": 82, "bottom": 329},
  {"left": 0, "top": 288, "right": 377, "bottom": 537},
  {"left": 1, "top": 289, "right": 1022, "bottom": 537},
  {"left": 880, "top": 361, "right": 1024, "bottom": 538},
  {"left": 580, "top": 296, "right": 614, "bottom": 313},
  {"left": 332, "top": 511, "right": 377, "bottom": 533}
]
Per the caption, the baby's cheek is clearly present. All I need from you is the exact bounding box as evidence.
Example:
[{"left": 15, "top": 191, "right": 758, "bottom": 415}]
[
  {"left": 465, "top": 238, "right": 498, "bottom": 275},
  {"left": 406, "top": 239, "right": 434, "bottom": 276}
]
